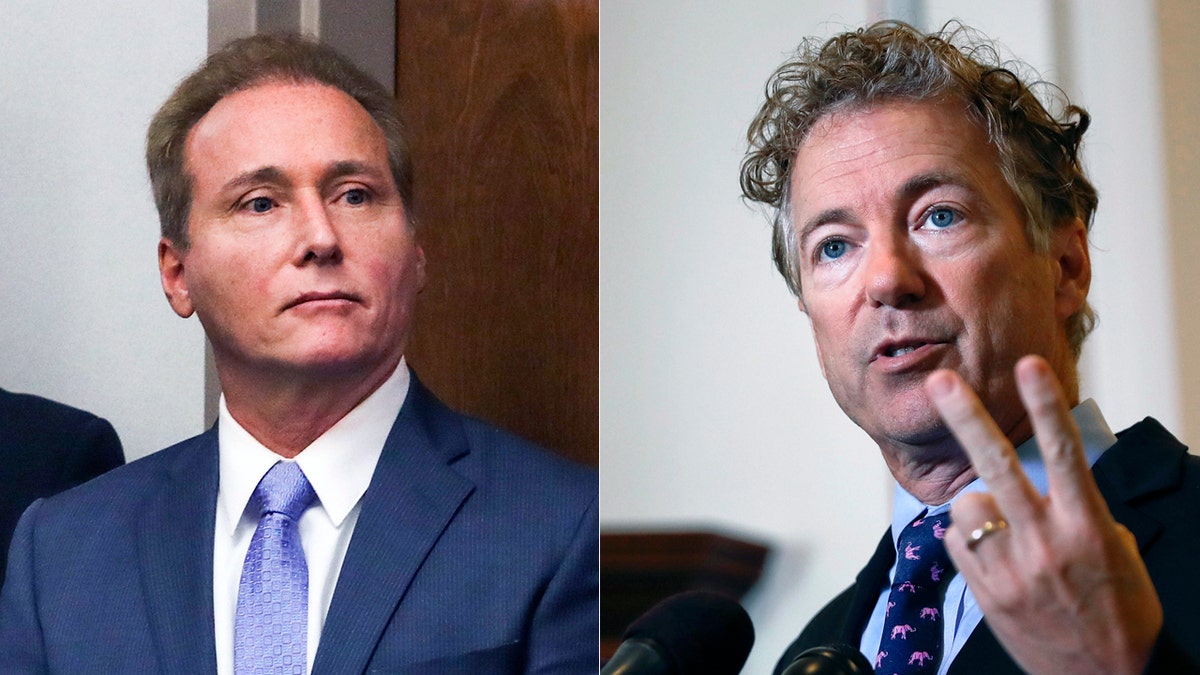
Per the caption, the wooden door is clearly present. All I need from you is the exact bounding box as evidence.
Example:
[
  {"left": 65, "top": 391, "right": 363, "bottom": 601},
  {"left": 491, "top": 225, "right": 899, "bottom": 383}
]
[{"left": 396, "top": 0, "right": 598, "bottom": 466}]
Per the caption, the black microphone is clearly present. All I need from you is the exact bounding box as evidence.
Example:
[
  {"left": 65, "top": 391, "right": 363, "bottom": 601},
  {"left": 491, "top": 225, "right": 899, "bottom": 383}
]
[
  {"left": 601, "top": 590, "right": 755, "bottom": 675},
  {"left": 779, "top": 644, "right": 874, "bottom": 675}
]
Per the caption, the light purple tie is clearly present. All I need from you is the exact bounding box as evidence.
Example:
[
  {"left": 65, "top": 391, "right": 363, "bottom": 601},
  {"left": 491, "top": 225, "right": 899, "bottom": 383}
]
[{"left": 235, "top": 461, "right": 316, "bottom": 675}]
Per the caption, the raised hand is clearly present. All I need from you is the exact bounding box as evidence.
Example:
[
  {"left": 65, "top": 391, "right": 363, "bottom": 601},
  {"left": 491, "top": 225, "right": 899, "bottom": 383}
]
[{"left": 924, "top": 355, "right": 1161, "bottom": 675}]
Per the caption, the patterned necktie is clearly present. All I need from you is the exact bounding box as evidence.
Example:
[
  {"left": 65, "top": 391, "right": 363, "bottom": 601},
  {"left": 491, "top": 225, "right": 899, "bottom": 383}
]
[
  {"left": 235, "top": 461, "right": 317, "bottom": 675},
  {"left": 875, "top": 511, "right": 954, "bottom": 674}
]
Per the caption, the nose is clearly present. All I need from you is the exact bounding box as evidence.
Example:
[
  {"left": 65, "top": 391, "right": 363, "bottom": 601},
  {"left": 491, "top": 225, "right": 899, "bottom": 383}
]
[
  {"left": 863, "top": 236, "right": 925, "bottom": 308},
  {"left": 294, "top": 193, "right": 342, "bottom": 265}
]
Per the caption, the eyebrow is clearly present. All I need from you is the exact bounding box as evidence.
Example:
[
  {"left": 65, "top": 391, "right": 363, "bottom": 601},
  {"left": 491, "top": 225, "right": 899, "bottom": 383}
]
[
  {"left": 221, "top": 166, "right": 291, "bottom": 195},
  {"left": 324, "top": 160, "right": 390, "bottom": 186},
  {"left": 898, "top": 171, "right": 970, "bottom": 202},
  {"left": 797, "top": 207, "right": 854, "bottom": 253},
  {"left": 218, "top": 161, "right": 391, "bottom": 198},
  {"left": 796, "top": 170, "right": 974, "bottom": 250}
]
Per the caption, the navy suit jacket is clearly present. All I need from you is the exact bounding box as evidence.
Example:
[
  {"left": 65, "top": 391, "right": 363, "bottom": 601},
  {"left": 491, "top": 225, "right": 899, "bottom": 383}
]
[
  {"left": 775, "top": 418, "right": 1200, "bottom": 674},
  {"left": 0, "top": 375, "right": 598, "bottom": 673},
  {"left": 0, "top": 388, "right": 124, "bottom": 587}
]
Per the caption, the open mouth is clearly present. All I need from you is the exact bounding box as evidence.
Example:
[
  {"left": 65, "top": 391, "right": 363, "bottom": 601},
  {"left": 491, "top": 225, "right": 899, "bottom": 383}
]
[
  {"left": 872, "top": 338, "right": 949, "bottom": 364},
  {"left": 884, "top": 342, "right": 927, "bottom": 358}
]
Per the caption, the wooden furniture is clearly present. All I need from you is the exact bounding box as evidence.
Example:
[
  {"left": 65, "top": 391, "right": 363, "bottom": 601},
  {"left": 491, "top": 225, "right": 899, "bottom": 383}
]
[{"left": 601, "top": 530, "right": 770, "bottom": 657}]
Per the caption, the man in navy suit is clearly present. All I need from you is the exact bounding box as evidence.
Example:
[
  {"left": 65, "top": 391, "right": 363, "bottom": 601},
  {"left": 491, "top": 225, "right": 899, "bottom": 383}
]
[
  {"left": 0, "top": 34, "right": 597, "bottom": 673},
  {"left": 740, "top": 21, "right": 1199, "bottom": 675},
  {"left": 0, "top": 389, "right": 123, "bottom": 587}
]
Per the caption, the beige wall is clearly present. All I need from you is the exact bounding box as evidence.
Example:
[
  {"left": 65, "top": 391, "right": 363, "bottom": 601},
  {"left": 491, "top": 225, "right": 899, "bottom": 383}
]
[{"left": 1158, "top": 0, "right": 1200, "bottom": 448}]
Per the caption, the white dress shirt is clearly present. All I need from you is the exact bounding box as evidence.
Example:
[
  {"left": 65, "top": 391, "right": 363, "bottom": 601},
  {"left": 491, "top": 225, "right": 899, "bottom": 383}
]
[
  {"left": 213, "top": 361, "right": 410, "bottom": 675},
  {"left": 859, "top": 398, "right": 1119, "bottom": 675}
]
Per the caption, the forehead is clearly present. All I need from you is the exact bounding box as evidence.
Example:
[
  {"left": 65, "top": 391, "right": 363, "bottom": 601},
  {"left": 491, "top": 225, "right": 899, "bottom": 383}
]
[
  {"left": 788, "top": 99, "right": 1012, "bottom": 217},
  {"left": 183, "top": 80, "right": 386, "bottom": 180}
]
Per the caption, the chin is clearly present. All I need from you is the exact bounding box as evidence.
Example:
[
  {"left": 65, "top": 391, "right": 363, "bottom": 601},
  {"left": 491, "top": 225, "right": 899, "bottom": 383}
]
[
  {"left": 862, "top": 405, "right": 953, "bottom": 450},
  {"left": 279, "top": 343, "right": 388, "bottom": 375},
  {"left": 839, "top": 386, "right": 936, "bottom": 437},
  {"left": 885, "top": 421, "right": 955, "bottom": 449}
]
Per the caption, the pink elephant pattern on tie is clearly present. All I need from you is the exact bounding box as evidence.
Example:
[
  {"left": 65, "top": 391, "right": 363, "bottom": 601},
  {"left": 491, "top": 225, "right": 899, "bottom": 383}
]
[{"left": 876, "top": 511, "right": 954, "bottom": 673}]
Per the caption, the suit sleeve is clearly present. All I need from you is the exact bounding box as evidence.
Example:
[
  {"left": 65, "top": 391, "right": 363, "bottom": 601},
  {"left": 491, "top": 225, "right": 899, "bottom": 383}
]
[
  {"left": 1143, "top": 629, "right": 1200, "bottom": 674},
  {"left": 0, "top": 499, "right": 49, "bottom": 674},
  {"left": 525, "top": 494, "right": 599, "bottom": 674},
  {"left": 58, "top": 415, "right": 124, "bottom": 487}
]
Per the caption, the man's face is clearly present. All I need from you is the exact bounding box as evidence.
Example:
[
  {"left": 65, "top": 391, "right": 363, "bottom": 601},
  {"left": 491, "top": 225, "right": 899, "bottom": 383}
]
[
  {"left": 159, "top": 81, "right": 425, "bottom": 383},
  {"left": 788, "top": 99, "right": 1086, "bottom": 457}
]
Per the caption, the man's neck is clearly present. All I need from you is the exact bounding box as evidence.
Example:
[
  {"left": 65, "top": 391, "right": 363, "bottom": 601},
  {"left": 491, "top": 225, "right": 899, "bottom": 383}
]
[
  {"left": 217, "top": 356, "right": 403, "bottom": 458},
  {"left": 880, "top": 411, "right": 1036, "bottom": 505},
  {"left": 881, "top": 444, "right": 976, "bottom": 506},
  {"left": 881, "top": 381, "right": 1086, "bottom": 505}
]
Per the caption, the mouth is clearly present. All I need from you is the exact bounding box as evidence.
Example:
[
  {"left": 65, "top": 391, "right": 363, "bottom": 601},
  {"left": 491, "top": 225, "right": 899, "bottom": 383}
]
[
  {"left": 871, "top": 338, "right": 946, "bottom": 363},
  {"left": 282, "top": 291, "right": 362, "bottom": 311},
  {"left": 883, "top": 342, "right": 926, "bottom": 358}
]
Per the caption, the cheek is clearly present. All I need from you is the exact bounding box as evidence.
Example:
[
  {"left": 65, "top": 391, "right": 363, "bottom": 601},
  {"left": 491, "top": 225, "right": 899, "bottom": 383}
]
[
  {"left": 382, "top": 235, "right": 424, "bottom": 287},
  {"left": 366, "top": 256, "right": 408, "bottom": 296},
  {"left": 957, "top": 257, "right": 1056, "bottom": 357},
  {"left": 807, "top": 310, "right": 855, "bottom": 375},
  {"left": 365, "top": 243, "right": 423, "bottom": 313},
  {"left": 188, "top": 250, "right": 268, "bottom": 318}
]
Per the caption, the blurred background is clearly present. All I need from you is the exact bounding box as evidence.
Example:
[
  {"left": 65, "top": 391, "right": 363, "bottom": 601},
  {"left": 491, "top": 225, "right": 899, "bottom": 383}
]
[{"left": 601, "top": 0, "right": 1200, "bottom": 671}]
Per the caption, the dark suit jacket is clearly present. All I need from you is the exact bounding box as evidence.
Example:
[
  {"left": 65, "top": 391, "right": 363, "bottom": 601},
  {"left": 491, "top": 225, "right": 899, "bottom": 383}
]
[
  {"left": 0, "top": 375, "right": 598, "bottom": 674},
  {"left": 0, "top": 388, "right": 124, "bottom": 587},
  {"left": 775, "top": 418, "right": 1200, "bottom": 674}
]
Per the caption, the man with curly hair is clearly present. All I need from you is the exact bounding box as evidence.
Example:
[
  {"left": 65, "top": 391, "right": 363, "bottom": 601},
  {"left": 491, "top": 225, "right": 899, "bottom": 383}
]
[{"left": 742, "top": 21, "right": 1200, "bottom": 674}]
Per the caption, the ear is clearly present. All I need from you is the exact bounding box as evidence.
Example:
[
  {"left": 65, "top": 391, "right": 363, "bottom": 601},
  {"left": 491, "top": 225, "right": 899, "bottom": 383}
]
[
  {"left": 414, "top": 244, "right": 427, "bottom": 293},
  {"left": 158, "top": 237, "right": 195, "bottom": 318},
  {"left": 1051, "top": 217, "right": 1090, "bottom": 322}
]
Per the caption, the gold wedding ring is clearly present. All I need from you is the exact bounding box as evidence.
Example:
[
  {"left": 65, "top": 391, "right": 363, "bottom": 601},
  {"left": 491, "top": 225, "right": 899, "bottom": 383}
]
[{"left": 966, "top": 519, "right": 1008, "bottom": 551}]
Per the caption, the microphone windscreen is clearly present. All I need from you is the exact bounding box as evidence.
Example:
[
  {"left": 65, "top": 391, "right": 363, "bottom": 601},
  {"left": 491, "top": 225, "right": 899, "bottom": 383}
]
[
  {"left": 780, "top": 644, "right": 874, "bottom": 675},
  {"left": 623, "top": 590, "right": 755, "bottom": 675}
]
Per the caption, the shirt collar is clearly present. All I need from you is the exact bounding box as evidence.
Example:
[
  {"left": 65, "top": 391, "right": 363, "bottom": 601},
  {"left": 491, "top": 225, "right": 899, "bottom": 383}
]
[
  {"left": 217, "top": 359, "right": 411, "bottom": 533},
  {"left": 889, "top": 398, "right": 1117, "bottom": 544}
]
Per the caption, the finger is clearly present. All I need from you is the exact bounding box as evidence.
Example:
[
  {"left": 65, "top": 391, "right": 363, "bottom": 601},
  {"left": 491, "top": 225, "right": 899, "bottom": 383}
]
[
  {"left": 946, "top": 492, "right": 1009, "bottom": 571},
  {"left": 925, "top": 369, "right": 1042, "bottom": 526},
  {"left": 1014, "top": 356, "right": 1105, "bottom": 513}
]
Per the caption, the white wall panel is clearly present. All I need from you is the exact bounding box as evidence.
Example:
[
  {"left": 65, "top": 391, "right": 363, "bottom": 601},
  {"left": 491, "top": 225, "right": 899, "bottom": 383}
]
[{"left": 0, "top": 2, "right": 209, "bottom": 459}]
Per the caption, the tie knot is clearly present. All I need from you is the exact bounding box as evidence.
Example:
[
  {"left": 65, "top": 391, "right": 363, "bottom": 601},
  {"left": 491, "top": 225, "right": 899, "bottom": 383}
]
[
  {"left": 895, "top": 511, "right": 954, "bottom": 586},
  {"left": 251, "top": 461, "right": 316, "bottom": 520}
]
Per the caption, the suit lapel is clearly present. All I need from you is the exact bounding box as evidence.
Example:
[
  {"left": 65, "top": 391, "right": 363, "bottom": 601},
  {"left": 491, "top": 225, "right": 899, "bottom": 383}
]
[
  {"left": 136, "top": 430, "right": 220, "bottom": 673},
  {"left": 948, "top": 623, "right": 1013, "bottom": 675},
  {"left": 312, "top": 378, "right": 474, "bottom": 674},
  {"left": 1092, "top": 418, "right": 1184, "bottom": 551},
  {"left": 841, "top": 530, "right": 896, "bottom": 646}
]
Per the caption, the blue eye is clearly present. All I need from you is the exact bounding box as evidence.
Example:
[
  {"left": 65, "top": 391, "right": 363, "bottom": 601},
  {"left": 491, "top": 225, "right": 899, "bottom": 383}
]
[
  {"left": 923, "top": 207, "right": 960, "bottom": 229},
  {"left": 819, "top": 239, "right": 848, "bottom": 262},
  {"left": 344, "top": 188, "right": 367, "bottom": 205},
  {"left": 248, "top": 196, "right": 273, "bottom": 213}
]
